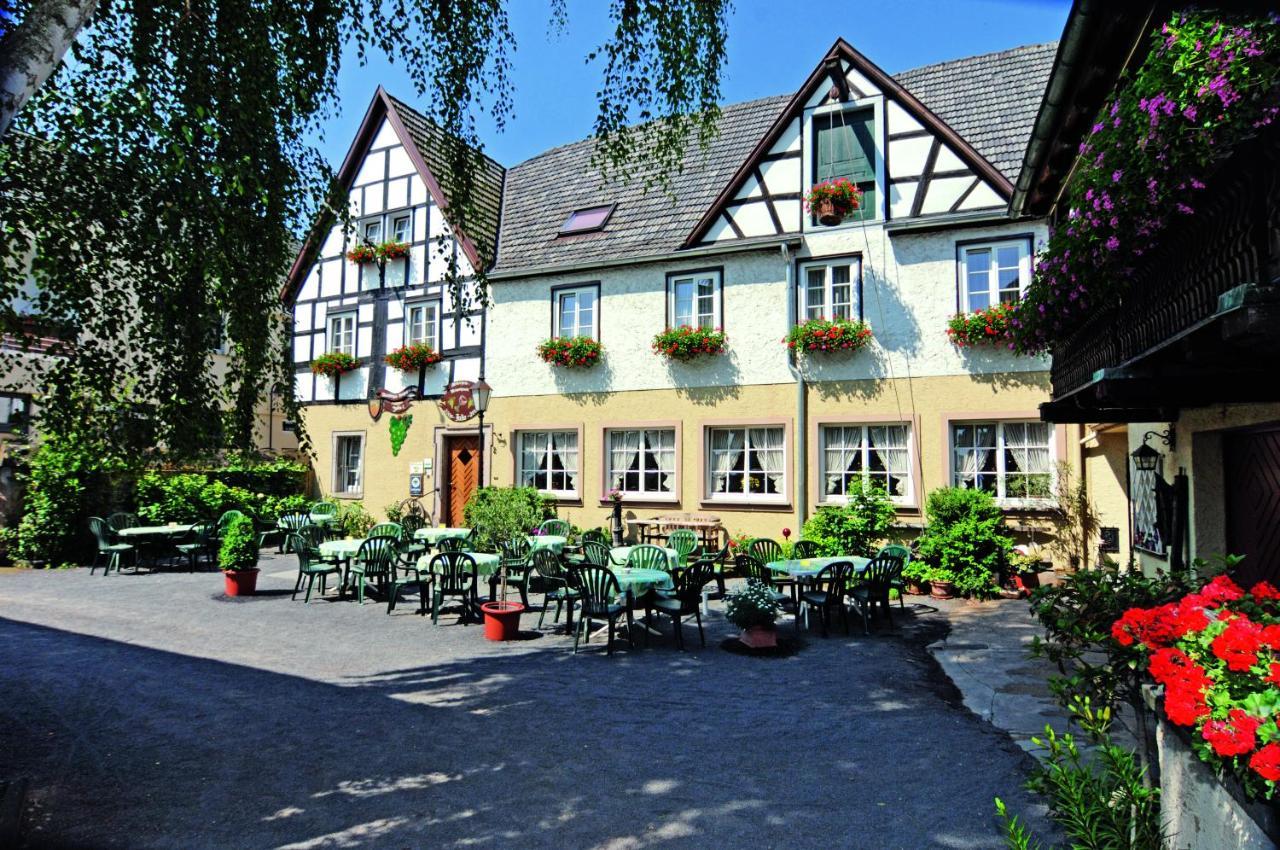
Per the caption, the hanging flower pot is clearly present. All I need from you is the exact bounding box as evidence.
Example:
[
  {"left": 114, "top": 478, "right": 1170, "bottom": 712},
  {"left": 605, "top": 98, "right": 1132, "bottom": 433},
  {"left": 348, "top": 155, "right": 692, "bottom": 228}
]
[{"left": 804, "top": 179, "right": 862, "bottom": 226}]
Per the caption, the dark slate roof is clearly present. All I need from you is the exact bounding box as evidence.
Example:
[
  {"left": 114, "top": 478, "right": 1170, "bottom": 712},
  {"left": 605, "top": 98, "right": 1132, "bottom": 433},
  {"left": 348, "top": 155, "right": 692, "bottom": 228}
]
[
  {"left": 894, "top": 42, "right": 1057, "bottom": 183},
  {"left": 388, "top": 96, "right": 506, "bottom": 265},
  {"left": 491, "top": 42, "right": 1056, "bottom": 275},
  {"left": 493, "top": 94, "right": 791, "bottom": 274}
]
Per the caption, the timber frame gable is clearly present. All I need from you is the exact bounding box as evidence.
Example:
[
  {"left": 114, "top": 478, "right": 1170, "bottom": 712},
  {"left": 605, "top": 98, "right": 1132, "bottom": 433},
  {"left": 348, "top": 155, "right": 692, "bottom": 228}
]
[
  {"left": 280, "top": 87, "right": 496, "bottom": 306},
  {"left": 685, "top": 38, "right": 1016, "bottom": 247}
]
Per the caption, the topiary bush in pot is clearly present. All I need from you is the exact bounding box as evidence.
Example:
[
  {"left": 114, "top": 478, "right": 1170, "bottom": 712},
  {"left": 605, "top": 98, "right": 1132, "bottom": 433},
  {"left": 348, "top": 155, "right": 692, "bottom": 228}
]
[
  {"left": 912, "top": 487, "right": 1012, "bottom": 599},
  {"left": 800, "top": 479, "right": 896, "bottom": 557},
  {"left": 463, "top": 487, "right": 553, "bottom": 553}
]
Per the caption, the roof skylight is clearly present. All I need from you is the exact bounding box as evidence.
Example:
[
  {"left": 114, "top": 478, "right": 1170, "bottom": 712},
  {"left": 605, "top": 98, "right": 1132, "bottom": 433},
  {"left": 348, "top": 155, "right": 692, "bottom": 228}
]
[{"left": 558, "top": 204, "right": 614, "bottom": 235}]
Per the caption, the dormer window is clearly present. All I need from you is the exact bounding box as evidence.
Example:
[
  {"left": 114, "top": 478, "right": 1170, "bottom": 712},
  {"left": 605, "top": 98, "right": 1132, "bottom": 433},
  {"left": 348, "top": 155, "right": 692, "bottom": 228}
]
[{"left": 559, "top": 204, "right": 614, "bottom": 236}]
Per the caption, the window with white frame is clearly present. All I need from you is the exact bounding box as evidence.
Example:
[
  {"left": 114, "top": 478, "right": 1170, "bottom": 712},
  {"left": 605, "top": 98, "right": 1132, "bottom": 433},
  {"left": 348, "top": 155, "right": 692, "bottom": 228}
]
[
  {"left": 707, "top": 426, "right": 786, "bottom": 501},
  {"left": 553, "top": 286, "right": 597, "bottom": 339},
  {"left": 959, "top": 240, "right": 1031, "bottom": 312},
  {"left": 361, "top": 218, "right": 383, "bottom": 244},
  {"left": 518, "top": 430, "right": 579, "bottom": 497},
  {"left": 390, "top": 213, "right": 411, "bottom": 243},
  {"left": 333, "top": 434, "right": 364, "bottom": 495},
  {"left": 668, "top": 271, "right": 721, "bottom": 329},
  {"left": 328, "top": 312, "right": 356, "bottom": 356},
  {"left": 800, "top": 258, "right": 859, "bottom": 321},
  {"left": 821, "top": 423, "right": 911, "bottom": 503},
  {"left": 406, "top": 301, "right": 440, "bottom": 349},
  {"left": 951, "top": 421, "right": 1053, "bottom": 502},
  {"left": 607, "top": 428, "right": 676, "bottom": 496}
]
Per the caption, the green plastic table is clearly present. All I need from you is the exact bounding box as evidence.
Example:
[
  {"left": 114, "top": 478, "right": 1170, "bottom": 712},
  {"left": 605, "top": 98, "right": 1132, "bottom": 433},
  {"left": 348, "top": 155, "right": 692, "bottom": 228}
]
[
  {"left": 414, "top": 527, "right": 472, "bottom": 544},
  {"left": 765, "top": 556, "right": 870, "bottom": 579},
  {"left": 610, "top": 546, "right": 681, "bottom": 570},
  {"left": 527, "top": 534, "right": 566, "bottom": 554},
  {"left": 415, "top": 551, "right": 502, "bottom": 576}
]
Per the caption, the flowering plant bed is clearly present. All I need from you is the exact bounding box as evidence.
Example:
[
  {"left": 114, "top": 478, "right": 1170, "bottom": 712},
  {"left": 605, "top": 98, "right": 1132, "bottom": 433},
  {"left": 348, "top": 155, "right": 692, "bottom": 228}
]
[
  {"left": 310, "top": 351, "right": 360, "bottom": 378},
  {"left": 1114, "top": 573, "right": 1280, "bottom": 799},
  {"left": 384, "top": 342, "right": 442, "bottom": 372},
  {"left": 784, "top": 318, "right": 873, "bottom": 354},
  {"left": 536, "top": 336, "right": 603, "bottom": 368},
  {"left": 1010, "top": 13, "right": 1280, "bottom": 354},
  {"left": 947, "top": 303, "right": 1017, "bottom": 348},
  {"left": 804, "top": 179, "right": 862, "bottom": 225},
  {"left": 652, "top": 326, "right": 727, "bottom": 361}
]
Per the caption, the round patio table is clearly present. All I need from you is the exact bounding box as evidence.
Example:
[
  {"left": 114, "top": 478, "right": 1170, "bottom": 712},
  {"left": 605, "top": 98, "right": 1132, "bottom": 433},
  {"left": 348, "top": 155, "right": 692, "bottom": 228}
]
[
  {"left": 415, "top": 551, "right": 502, "bottom": 577},
  {"left": 414, "top": 526, "right": 472, "bottom": 544},
  {"left": 765, "top": 555, "right": 870, "bottom": 579},
  {"left": 613, "top": 566, "right": 674, "bottom": 598},
  {"left": 116, "top": 524, "right": 194, "bottom": 540},
  {"left": 610, "top": 545, "right": 681, "bottom": 571},
  {"left": 527, "top": 534, "right": 566, "bottom": 554},
  {"left": 318, "top": 537, "right": 367, "bottom": 561}
]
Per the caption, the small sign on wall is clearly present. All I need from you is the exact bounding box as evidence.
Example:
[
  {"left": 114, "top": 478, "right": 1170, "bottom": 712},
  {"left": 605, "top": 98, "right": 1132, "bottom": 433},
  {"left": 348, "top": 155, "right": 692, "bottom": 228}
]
[{"left": 409, "top": 472, "right": 425, "bottom": 497}]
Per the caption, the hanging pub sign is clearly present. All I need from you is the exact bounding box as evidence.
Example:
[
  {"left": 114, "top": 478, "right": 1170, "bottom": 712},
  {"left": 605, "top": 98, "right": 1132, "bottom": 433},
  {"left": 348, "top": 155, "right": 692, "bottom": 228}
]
[
  {"left": 368, "top": 387, "right": 417, "bottom": 422},
  {"left": 438, "top": 381, "right": 477, "bottom": 422}
]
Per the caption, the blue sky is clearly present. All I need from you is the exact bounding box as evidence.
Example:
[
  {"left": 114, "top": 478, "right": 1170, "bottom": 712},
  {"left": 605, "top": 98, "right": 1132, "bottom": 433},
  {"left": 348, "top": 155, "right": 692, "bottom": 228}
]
[{"left": 313, "top": 0, "right": 1070, "bottom": 169}]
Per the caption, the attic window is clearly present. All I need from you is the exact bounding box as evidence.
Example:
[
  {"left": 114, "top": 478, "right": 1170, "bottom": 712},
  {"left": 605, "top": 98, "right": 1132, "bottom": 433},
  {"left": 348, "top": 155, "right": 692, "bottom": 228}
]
[{"left": 558, "top": 204, "right": 614, "bottom": 236}]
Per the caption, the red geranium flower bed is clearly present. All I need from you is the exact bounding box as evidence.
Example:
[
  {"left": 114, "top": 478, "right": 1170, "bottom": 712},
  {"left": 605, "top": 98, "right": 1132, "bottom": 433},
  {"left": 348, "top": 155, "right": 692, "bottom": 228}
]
[{"left": 1116, "top": 574, "right": 1280, "bottom": 795}]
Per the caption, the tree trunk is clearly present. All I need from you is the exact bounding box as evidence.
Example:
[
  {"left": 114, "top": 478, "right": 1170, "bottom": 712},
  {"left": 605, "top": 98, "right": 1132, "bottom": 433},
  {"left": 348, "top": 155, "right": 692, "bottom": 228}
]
[{"left": 0, "top": 0, "right": 99, "bottom": 138}]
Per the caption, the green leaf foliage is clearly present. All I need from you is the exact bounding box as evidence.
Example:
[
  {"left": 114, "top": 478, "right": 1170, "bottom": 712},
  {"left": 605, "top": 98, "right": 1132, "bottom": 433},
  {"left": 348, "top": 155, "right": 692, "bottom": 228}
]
[
  {"left": 911, "top": 487, "right": 1012, "bottom": 598},
  {"left": 218, "top": 515, "right": 259, "bottom": 571},
  {"left": 800, "top": 479, "right": 896, "bottom": 558},
  {"left": 462, "top": 487, "right": 553, "bottom": 553},
  {"left": 135, "top": 470, "right": 307, "bottom": 525}
]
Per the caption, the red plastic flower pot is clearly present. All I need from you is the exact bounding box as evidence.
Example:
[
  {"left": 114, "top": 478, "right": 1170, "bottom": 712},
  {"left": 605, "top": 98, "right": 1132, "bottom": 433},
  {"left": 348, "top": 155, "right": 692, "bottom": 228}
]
[
  {"left": 224, "top": 569, "right": 259, "bottom": 597},
  {"left": 481, "top": 601, "right": 525, "bottom": 641}
]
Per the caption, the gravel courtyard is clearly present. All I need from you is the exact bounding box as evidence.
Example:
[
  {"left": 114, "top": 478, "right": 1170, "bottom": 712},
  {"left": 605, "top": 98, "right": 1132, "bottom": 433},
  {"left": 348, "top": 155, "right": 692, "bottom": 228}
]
[{"left": 0, "top": 552, "right": 1052, "bottom": 849}]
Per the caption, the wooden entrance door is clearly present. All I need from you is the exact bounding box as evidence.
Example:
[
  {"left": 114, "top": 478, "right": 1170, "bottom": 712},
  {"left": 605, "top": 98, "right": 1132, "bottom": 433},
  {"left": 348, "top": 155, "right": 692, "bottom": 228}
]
[
  {"left": 444, "top": 435, "right": 480, "bottom": 528},
  {"left": 1224, "top": 427, "right": 1280, "bottom": 586}
]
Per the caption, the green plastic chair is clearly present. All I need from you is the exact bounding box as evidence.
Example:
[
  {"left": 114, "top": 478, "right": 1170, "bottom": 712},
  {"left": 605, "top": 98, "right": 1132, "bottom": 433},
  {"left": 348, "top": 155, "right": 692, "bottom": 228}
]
[
  {"left": 289, "top": 533, "right": 341, "bottom": 602},
  {"left": 877, "top": 544, "right": 913, "bottom": 609},
  {"left": 849, "top": 550, "right": 906, "bottom": 633},
  {"left": 387, "top": 540, "right": 431, "bottom": 615},
  {"left": 175, "top": 523, "right": 215, "bottom": 572},
  {"left": 430, "top": 551, "right": 479, "bottom": 625},
  {"left": 107, "top": 512, "right": 139, "bottom": 532},
  {"left": 733, "top": 553, "right": 788, "bottom": 606},
  {"left": 749, "top": 538, "right": 784, "bottom": 565},
  {"left": 218, "top": 510, "right": 248, "bottom": 536},
  {"left": 497, "top": 537, "right": 533, "bottom": 607},
  {"left": 800, "top": 561, "right": 856, "bottom": 638},
  {"left": 665, "top": 529, "right": 700, "bottom": 566},
  {"left": 792, "top": 540, "right": 821, "bottom": 559},
  {"left": 89, "top": 517, "right": 135, "bottom": 575},
  {"left": 368, "top": 522, "right": 405, "bottom": 541},
  {"left": 567, "top": 565, "right": 632, "bottom": 655},
  {"left": 532, "top": 548, "right": 578, "bottom": 629},
  {"left": 582, "top": 540, "right": 611, "bottom": 567},
  {"left": 580, "top": 528, "right": 608, "bottom": 546},
  {"left": 346, "top": 536, "right": 398, "bottom": 604},
  {"left": 645, "top": 560, "right": 717, "bottom": 650},
  {"left": 310, "top": 501, "right": 336, "bottom": 517},
  {"left": 298, "top": 523, "right": 342, "bottom": 571},
  {"left": 277, "top": 510, "right": 309, "bottom": 552},
  {"left": 539, "top": 518, "right": 570, "bottom": 537},
  {"left": 625, "top": 544, "right": 670, "bottom": 572},
  {"left": 436, "top": 536, "right": 466, "bottom": 553}
]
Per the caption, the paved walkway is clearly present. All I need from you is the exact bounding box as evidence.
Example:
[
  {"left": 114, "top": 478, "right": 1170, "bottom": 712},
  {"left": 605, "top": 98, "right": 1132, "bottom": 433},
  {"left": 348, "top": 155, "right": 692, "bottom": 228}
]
[{"left": 1, "top": 553, "right": 1056, "bottom": 849}]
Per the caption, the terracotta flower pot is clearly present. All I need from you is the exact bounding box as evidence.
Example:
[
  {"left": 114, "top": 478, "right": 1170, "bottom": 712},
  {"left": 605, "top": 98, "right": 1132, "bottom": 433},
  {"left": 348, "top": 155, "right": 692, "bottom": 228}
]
[
  {"left": 815, "top": 199, "right": 848, "bottom": 226},
  {"left": 905, "top": 580, "right": 927, "bottom": 596},
  {"left": 739, "top": 624, "right": 778, "bottom": 649},
  {"left": 224, "top": 569, "right": 259, "bottom": 597},
  {"left": 481, "top": 601, "right": 525, "bottom": 641},
  {"left": 930, "top": 580, "right": 956, "bottom": 600}
]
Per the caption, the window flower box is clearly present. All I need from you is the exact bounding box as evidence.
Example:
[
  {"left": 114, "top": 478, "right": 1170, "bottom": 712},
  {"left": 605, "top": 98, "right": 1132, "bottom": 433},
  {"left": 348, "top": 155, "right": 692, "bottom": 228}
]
[
  {"left": 652, "top": 326, "right": 727, "bottom": 361},
  {"left": 310, "top": 351, "right": 360, "bottom": 379},
  {"left": 377, "top": 240, "right": 410, "bottom": 261},
  {"left": 804, "top": 178, "right": 863, "bottom": 226},
  {"left": 346, "top": 241, "right": 410, "bottom": 264},
  {"left": 784, "top": 318, "right": 873, "bottom": 354},
  {"left": 346, "top": 244, "right": 377, "bottom": 264},
  {"left": 947, "top": 303, "right": 1017, "bottom": 349},
  {"left": 384, "top": 342, "right": 442, "bottom": 372},
  {"left": 537, "top": 336, "right": 603, "bottom": 368}
]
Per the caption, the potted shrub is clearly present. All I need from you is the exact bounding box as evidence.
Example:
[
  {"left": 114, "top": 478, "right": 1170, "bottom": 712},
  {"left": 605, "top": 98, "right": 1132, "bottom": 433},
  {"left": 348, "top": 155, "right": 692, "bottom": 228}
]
[
  {"left": 926, "top": 567, "right": 957, "bottom": 600},
  {"left": 385, "top": 342, "right": 442, "bottom": 372},
  {"left": 946, "top": 302, "right": 1017, "bottom": 349},
  {"left": 784, "top": 318, "right": 874, "bottom": 356},
  {"left": 725, "top": 578, "right": 783, "bottom": 649},
  {"left": 536, "top": 336, "right": 603, "bottom": 368},
  {"left": 219, "top": 514, "right": 260, "bottom": 596},
  {"left": 652, "top": 326, "right": 728, "bottom": 361},
  {"left": 804, "top": 178, "right": 863, "bottom": 226},
  {"left": 914, "top": 487, "right": 1013, "bottom": 600}
]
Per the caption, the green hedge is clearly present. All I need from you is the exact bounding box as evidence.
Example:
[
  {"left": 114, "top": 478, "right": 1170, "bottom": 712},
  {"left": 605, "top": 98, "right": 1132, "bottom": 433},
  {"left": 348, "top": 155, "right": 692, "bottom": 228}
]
[{"left": 135, "top": 466, "right": 309, "bottom": 525}]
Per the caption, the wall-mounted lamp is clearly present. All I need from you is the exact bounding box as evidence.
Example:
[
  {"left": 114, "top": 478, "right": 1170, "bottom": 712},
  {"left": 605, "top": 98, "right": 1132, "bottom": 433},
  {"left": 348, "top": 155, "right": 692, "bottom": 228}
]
[{"left": 1130, "top": 428, "right": 1175, "bottom": 472}]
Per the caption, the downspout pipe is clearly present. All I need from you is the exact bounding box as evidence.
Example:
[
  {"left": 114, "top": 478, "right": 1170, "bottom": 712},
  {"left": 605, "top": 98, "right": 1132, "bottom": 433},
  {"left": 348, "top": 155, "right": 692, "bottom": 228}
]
[{"left": 784, "top": 243, "right": 806, "bottom": 532}]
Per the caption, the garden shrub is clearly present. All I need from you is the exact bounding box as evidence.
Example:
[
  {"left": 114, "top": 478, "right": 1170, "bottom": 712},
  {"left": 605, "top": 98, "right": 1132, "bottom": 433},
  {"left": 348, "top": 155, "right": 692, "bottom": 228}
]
[
  {"left": 332, "top": 500, "right": 375, "bottom": 538},
  {"left": 218, "top": 515, "right": 260, "bottom": 571},
  {"left": 135, "top": 470, "right": 307, "bottom": 524},
  {"left": 912, "top": 487, "right": 1012, "bottom": 598},
  {"left": 463, "top": 487, "right": 552, "bottom": 553},
  {"left": 800, "top": 479, "right": 895, "bottom": 557}
]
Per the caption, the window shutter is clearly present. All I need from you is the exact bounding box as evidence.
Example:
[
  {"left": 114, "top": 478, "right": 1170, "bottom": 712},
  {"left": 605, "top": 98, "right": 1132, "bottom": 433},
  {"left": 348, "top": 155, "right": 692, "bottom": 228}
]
[{"left": 813, "top": 108, "right": 876, "bottom": 220}]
